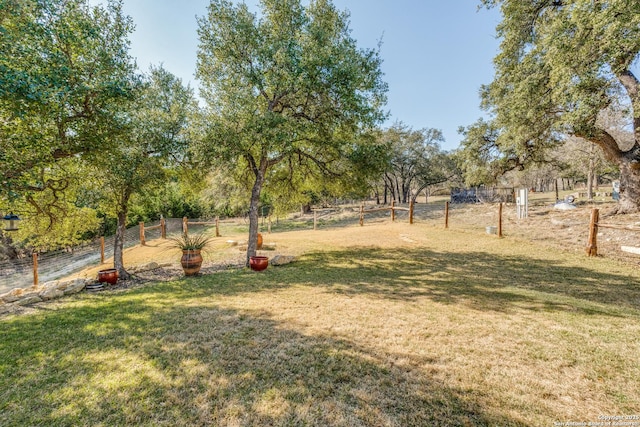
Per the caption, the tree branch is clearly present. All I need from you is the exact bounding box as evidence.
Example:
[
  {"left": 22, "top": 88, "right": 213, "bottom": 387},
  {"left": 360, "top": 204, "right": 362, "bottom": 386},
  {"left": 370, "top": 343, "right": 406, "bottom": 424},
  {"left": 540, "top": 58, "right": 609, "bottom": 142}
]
[{"left": 617, "top": 69, "right": 640, "bottom": 140}]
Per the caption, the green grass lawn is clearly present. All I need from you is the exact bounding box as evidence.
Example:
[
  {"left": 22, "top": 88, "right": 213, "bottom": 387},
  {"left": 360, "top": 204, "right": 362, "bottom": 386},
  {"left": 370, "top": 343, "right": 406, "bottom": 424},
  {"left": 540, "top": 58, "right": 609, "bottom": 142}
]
[{"left": 1, "top": 223, "right": 639, "bottom": 426}]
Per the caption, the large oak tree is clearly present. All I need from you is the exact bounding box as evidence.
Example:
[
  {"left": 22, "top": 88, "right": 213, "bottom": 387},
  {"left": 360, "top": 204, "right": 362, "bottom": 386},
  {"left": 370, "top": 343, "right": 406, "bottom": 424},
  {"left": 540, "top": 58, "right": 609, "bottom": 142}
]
[
  {"left": 196, "top": 0, "right": 387, "bottom": 264},
  {"left": 474, "top": 0, "right": 640, "bottom": 212}
]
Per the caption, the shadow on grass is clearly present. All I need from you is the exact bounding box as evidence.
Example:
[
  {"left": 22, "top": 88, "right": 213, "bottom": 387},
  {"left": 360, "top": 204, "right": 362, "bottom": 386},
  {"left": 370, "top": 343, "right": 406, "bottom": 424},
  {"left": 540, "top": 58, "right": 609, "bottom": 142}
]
[
  {"left": 291, "top": 247, "right": 640, "bottom": 316},
  {"left": 161, "top": 246, "right": 640, "bottom": 316},
  {"left": 2, "top": 244, "right": 639, "bottom": 425},
  {"left": 1, "top": 297, "right": 523, "bottom": 426}
]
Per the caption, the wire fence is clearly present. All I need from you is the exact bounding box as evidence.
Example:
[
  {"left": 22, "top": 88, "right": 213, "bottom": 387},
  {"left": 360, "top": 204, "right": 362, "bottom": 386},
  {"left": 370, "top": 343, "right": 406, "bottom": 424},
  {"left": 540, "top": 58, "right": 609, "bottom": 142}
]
[
  {"left": 4, "top": 200, "right": 636, "bottom": 294},
  {"left": 0, "top": 218, "right": 188, "bottom": 294}
]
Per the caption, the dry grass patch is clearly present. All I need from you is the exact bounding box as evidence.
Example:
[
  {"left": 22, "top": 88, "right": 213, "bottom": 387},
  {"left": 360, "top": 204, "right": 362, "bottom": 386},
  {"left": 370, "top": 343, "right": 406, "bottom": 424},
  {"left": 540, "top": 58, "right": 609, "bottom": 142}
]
[{"left": 2, "top": 222, "right": 640, "bottom": 426}]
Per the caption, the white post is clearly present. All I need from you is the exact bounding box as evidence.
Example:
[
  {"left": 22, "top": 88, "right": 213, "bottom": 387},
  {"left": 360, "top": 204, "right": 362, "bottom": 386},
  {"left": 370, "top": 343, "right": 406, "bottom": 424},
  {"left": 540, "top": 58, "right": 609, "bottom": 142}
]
[{"left": 517, "top": 188, "right": 528, "bottom": 219}]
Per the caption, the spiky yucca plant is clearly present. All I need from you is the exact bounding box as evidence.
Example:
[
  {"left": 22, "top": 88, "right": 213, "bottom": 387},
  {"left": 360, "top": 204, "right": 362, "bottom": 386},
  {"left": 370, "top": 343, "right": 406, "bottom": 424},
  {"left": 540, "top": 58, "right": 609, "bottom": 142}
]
[{"left": 168, "top": 233, "right": 212, "bottom": 251}]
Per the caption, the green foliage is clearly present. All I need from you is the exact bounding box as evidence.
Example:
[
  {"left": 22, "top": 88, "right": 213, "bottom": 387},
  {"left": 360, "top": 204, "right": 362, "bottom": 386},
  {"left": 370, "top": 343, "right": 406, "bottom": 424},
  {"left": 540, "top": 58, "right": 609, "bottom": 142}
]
[
  {"left": 456, "top": 119, "right": 522, "bottom": 186},
  {"left": 12, "top": 206, "right": 101, "bottom": 252},
  {"left": 197, "top": 168, "right": 251, "bottom": 217},
  {"left": 380, "top": 123, "right": 454, "bottom": 201},
  {"left": 473, "top": 0, "right": 640, "bottom": 210},
  {"left": 0, "top": 159, "right": 103, "bottom": 252},
  {"left": 86, "top": 65, "right": 197, "bottom": 274},
  {"left": 128, "top": 181, "right": 209, "bottom": 223},
  {"left": 196, "top": 0, "right": 388, "bottom": 260},
  {"left": 89, "top": 65, "right": 196, "bottom": 211},
  {"left": 0, "top": 0, "right": 137, "bottom": 208}
]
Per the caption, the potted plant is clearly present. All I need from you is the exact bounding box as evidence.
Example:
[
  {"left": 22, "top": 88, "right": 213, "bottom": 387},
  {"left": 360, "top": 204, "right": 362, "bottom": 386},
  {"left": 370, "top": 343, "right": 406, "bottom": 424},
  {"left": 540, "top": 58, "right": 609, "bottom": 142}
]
[{"left": 169, "top": 233, "right": 212, "bottom": 276}]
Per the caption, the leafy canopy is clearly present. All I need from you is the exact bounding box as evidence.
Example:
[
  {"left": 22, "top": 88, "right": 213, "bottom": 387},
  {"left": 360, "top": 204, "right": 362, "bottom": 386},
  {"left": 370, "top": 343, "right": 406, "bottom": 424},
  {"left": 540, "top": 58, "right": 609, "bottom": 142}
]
[
  {"left": 196, "top": 0, "right": 387, "bottom": 176},
  {"left": 196, "top": 0, "right": 388, "bottom": 261},
  {"left": 461, "top": 0, "right": 640, "bottom": 207},
  {"left": 0, "top": 0, "right": 137, "bottom": 213}
]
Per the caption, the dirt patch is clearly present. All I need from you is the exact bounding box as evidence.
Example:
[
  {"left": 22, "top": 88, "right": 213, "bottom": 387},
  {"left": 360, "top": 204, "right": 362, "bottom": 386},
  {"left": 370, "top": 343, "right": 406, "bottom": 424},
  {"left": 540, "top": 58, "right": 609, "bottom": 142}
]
[{"left": 426, "top": 201, "right": 640, "bottom": 265}]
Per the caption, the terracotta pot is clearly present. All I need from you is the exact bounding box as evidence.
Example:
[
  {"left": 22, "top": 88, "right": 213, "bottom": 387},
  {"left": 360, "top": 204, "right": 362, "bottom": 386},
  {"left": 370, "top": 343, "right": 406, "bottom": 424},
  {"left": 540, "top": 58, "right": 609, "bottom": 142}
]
[
  {"left": 97, "top": 268, "right": 118, "bottom": 285},
  {"left": 249, "top": 256, "right": 268, "bottom": 272},
  {"left": 257, "top": 233, "right": 263, "bottom": 250},
  {"left": 181, "top": 249, "right": 203, "bottom": 276}
]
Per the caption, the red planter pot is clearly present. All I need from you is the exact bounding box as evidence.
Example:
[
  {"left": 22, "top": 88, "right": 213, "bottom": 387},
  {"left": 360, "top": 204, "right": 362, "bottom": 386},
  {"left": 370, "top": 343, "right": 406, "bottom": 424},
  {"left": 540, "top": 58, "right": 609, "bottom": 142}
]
[
  {"left": 97, "top": 268, "right": 118, "bottom": 285},
  {"left": 249, "top": 256, "right": 268, "bottom": 272}
]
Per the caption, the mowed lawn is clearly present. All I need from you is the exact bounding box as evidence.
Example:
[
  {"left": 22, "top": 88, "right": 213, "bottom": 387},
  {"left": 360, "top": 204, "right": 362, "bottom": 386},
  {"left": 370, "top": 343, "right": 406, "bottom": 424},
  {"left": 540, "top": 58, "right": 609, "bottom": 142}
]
[{"left": 1, "top": 222, "right": 639, "bottom": 426}]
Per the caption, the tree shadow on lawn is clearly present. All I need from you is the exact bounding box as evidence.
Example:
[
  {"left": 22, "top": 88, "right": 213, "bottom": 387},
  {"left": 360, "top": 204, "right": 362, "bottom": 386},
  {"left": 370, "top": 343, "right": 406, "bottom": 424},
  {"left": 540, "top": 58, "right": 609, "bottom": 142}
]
[
  {"left": 132, "top": 245, "right": 640, "bottom": 316},
  {"left": 0, "top": 300, "right": 525, "bottom": 426},
  {"left": 291, "top": 247, "right": 640, "bottom": 316}
]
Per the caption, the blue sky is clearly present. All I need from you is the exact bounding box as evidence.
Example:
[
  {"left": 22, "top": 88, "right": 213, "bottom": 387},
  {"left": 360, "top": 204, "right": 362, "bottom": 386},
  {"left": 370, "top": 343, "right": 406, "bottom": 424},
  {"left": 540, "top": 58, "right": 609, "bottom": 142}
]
[{"left": 115, "top": 0, "right": 502, "bottom": 151}]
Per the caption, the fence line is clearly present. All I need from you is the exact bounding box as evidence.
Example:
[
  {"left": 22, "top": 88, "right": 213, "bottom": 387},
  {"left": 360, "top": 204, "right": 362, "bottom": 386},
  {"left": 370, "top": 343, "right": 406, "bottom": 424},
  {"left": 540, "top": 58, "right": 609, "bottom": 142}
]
[
  {"left": 584, "top": 208, "right": 640, "bottom": 257},
  {"left": 4, "top": 204, "right": 629, "bottom": 293},
  {"left": 359, "top": 200, "right": 415, "bottom": 226},
  {"left": 0, "top": 217, "right": 195, "bottom": 293},
  {"left": 182, "top": 217, "right": 221, "bottom": 237}
]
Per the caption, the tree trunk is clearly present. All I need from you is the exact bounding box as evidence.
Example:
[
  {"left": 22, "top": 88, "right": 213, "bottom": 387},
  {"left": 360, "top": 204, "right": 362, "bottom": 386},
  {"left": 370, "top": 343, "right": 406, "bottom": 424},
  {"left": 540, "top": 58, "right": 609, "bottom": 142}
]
[
  {"left": 617, "top": 160, "right": 640, "bottom": 213},
  {"left": 587, "top": 157, "right": 595, "bottom": 201},
  {"left": 586, "top": 130, "right": 640, "bottom": 213},
  {"left": 402, "top": 177, "right": 411, "bottom": 203},
  {"left": 246, "top": 162, "right": 266, "bottom": 266},
  {"left": 113, "top": 202, "right": 131, "bottom": 280},
  {"left": 383, "top": 173, "right": 393, "bottom": 204}
]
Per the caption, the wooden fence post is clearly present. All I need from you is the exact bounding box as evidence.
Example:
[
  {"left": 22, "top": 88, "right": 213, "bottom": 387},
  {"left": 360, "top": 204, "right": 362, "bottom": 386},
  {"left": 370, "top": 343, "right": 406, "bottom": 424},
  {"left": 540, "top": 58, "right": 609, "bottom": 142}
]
[
  {"left": 100, "top": 237, "right": 105, "bottom": 264},
  {"left": 391, "top": 200, "right": 396, "bottom": 222},
  {"left": 445, "top": 201, "right": 449, "bottom": 229},
  {"left": 216, "top": 216, "right": 221, "bottom": 237},
  {"left": 586, "top": 208, "right": 599, "bottom": 256},
  {"left": 160, "top": 217, "right": 166, "bottom": 239},
  {"left": 182, "top": 217, "right": 188, "bottom": 236},
  {"left": 33, "top": 253, "right": 38, "bottom": 287},
  {"left": 139, "top": 222, "right": 146, "bottom": 246},
  {"left": 359, "top": 203, "right": 364, "bottom": 226},
  {"left": 409, "top": 199, "right": 414, "bottom": 224},
  {"left": 498, "top": 202, "right": 503, "bottom": 238},
  {"left": 314, "top": 210, "right": 317, "bottom": 230}
]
